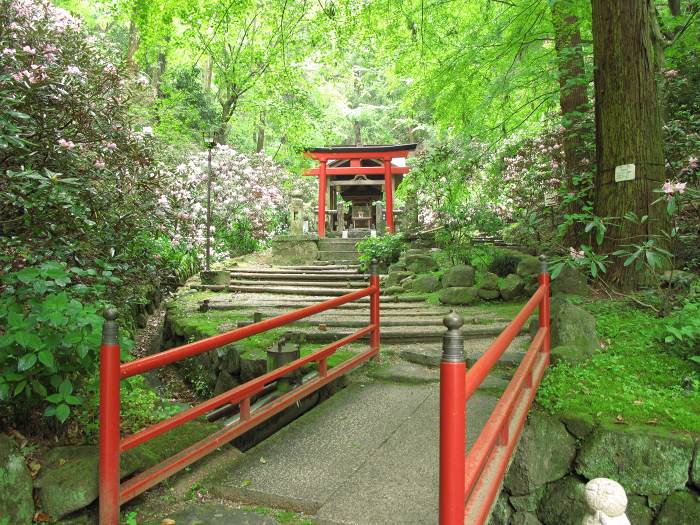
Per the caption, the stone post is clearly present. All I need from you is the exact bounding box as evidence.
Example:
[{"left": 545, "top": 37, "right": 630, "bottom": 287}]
[
  {"left": 336, "top": 201, "right": 345, "bottom": 233},
  {"left": 582, "top": 478, "right": 631, "bottom": 525},
  {"left": 289, "top": 190, "right": 304, "bottom": 236},
  {"left": 375, "top": 201, "right": 386, "bottom": 235}
]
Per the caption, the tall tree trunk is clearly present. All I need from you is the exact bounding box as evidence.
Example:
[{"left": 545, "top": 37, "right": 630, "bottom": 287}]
[
  {"left": 202, "top": 55, "right": 213, "bottom": 91},
  {"left": 592, "top": 0, "right": 668, "bottom": 289},
  {"left": 151, "top": 50, "right": 167, "bottom": 97},
  {"left": 216, "top": 94, "right": 238, "bottom": 144},
  {"left": 126, "top": 18, "right": 140, "bottom": 71},
  {"left": 256, "top": 113, "right": 266, "bottom": 152},
  {"left": 668, "top": 0, "right": 681, "bottom": 16},
  {"left": 551, "top": 0, "right": 590, "bottom": 243},
  {"left": 353, "top": 121, "right": 362, "bottom": 146}
]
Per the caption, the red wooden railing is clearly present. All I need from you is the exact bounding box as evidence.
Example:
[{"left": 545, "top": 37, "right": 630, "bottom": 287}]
[
  {"left": 98, "top": 262, "right": 381, "bottom": 525},
  {"left": 439, "top": 255, "right": 550, "bottom": 524}
]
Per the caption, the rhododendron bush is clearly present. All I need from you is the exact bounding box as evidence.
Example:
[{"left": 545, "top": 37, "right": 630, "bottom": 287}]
[{"left": 158, "top": 146, "right": 293, "bottom": 258}]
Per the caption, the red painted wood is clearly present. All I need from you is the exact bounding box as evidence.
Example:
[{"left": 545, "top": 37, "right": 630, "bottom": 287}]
[
  {"left": 303, "top": 166, "right": 409, "bottom": 176},
  {"left": 383, "top": 159, "right": 394, "bottom": 233},
  {"left": 99, "top": 343, "right": 121, "bottom": 525},
  {"left": 318, "top": 160, "right": 327, "bottom": 237},
  {"left": 304, "top": 151, "right": 412, "bottom": 161},
  {"left": 370, "top": 274, "right": 380, "bottom": 359}
]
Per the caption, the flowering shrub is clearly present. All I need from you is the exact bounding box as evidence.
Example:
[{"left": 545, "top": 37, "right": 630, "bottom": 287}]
[{"left": 158, "top": 145, "right": 293, "bottom": 258}]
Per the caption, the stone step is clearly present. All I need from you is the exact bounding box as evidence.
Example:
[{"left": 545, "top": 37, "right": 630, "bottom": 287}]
[
  {"left": 277, "top": 264, "right": 359, "bottom": 271},
  {"left": 317, "top": 251, "right": 360, "bottom": 262},
  {"left": 230, "top": 279, "right": 367, "bottom": 289},
  {"left": 203, "top": 298, "right": 441, "bottom": 310},
  {"left": 318, "top": 241, "right": 359, "bottom": 252},
  {"left": 193, "top": 284, "right": 427, "bottom": 302},
  {"left": 230, "top": 272, "right": 368, "bottom": 282}
]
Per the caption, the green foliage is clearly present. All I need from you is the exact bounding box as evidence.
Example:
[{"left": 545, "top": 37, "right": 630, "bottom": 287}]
[
  {"left": 662, "top": 284, "right": 700, "bottom": 365},
  {"left": 356, "top": 234, "right": 406, "bottom": 270},
  {"left": 0, "top": 262, "right": 118, "bottom": 427},
  {"left": 538, "top": 300, "right": 700, "bottom": 434}
]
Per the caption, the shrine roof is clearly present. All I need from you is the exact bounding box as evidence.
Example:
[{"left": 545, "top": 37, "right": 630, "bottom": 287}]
[{"left": 304, "top": 143, "right": 418, "bottom": 154}]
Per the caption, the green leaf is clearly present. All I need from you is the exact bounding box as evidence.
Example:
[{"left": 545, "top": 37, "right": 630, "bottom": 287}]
[
  {"left": 38, "top": 350, "right": 55, "bottom": 368},
  {"left": 31, "top": 380, "right": 47, "bottom": 398},
  {"left": 17, "top": 353, "right": 37, "bottom": 371},
  {"left": 13, "top": 380, "right": 27, "bottom": 396},
  {"left": 45, "top": 393, "right": 63, "bottom": 403},
  {"left": 58, "top": 379, "right": 73, "bottom": 396},
  {"left": 15, "top": 268, "right": 39, "bottom": 284},
  {"left": 55, "top": 403, "right": 70, "bottom": 423},
  {"left": 14, "top": 331, "right": 42, "bottom": 349},
  {"left": 65, "top": 395, "right": 83, "bottom": 406}
]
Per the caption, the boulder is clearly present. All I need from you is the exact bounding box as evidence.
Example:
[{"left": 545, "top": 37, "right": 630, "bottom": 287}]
[
  {"left": 405, "top": 253, "right": 438, "bottom": 273},
  {"left": 511, "top": 512, "right": 543, "bottom": 525},
  {"left": 692, "top": 442, "right": 700, "bottom": 490},
  {"left": 504, "top": 411, "right": 576, "bottom": 496},
  {"left": 219, "top": 344, "right": 241, "bottom": 375},
  {"left": 35, "top": 422, "right": 217, "bottom": 520},
  {"left": 550, "top": 303, "right": 598, "bottom": 352},
  {"left": 655, "top": 490, "right": 700, "bottom": 525},
  {"left": 271, "top": 236, "right": 319, "bottom": 265},
  {"left": 480, "top": 272, "right": 499, "bottom": 290},
  {"left": 240, "top": 353, "right": 267, "bottom": 382},
  {"left": 386, "top": 271, "right": 413, "bottom": 287},
  {"left": 438, "top": 286, "right": 479, "bottom": 305},
  {"left": 550, "top": 344, "right": 594, "bottom": 367},
  {"left": 575, "top": 425, "right": 694, "bottom": 496},
  {"left": 550, "top": 266, "right": 587, "bottom": 296},
  {"left": 0, "top": 433, "right": 34, "bottom": 525},
  {"left": 200, "top": 270, "right": 230, "bottom": 286},
  {"left": 660, "top": 270, "right": 697, "bottom": 288},
  {"left": 559, "top": 413, "right": 596, "bottom": 439},
  {"left": 509, "top": 489, "right": 544, "bottom": 512},
  {"left": 499, "top": 274, "right": 524, "bottom": 301},
  {"left": 626, "top": 495, "right": 654, "bottom": 525},
  {"left": 537, "top": 476, "right": 589, "bottom": 525},
  {"left": 442, "top": 264, "right": 475, "bottom": 288},
  {"left": 385, "top": 285, "right": 404, "bottom": 296},
  {"left": 411, "top": 274, "right": 440, "bottom": 293},
  {"left": 517, "top": 255, "right": 541, "bottom": 277},
  {"left": 388, "top": 261, "right": 407, "bottom": 273},
  {"left": 401, "top": 276, "right": 415, "bottom": 291},
  {"left": 478, "top": 288, "right": 501, "bottom": 300},
  {"left": 486, "top": 492, "right": 512, "bottom": 525},
  {"left": 213, "top": 370, "right": 240, "bottom": 395}
]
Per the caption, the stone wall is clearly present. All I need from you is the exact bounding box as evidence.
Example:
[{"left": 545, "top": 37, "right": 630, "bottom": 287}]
[
  {"left": 488, "top": 409, "right": 700, "bottom": 525},
  {"left": 270, "top": 234, "right": 319, "bottom": 265}
]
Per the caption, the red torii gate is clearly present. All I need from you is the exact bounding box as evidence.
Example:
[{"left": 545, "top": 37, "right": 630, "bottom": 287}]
[{"left": 303, "top": 144, "right": 417, "bottom": 237}]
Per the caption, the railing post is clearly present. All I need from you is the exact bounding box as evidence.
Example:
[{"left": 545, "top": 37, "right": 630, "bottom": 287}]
[
  {"left": 538, "top": 255, "right": 550, "bottom": 360},
  {"left": 99, "top": 309, "right": 121, "bottom": 525},
  {"left": 369, "top": 258, "right": 381, "bottom": 360},
  {"left": 439, "top": 311, "right": 466, "bottom": 525}
]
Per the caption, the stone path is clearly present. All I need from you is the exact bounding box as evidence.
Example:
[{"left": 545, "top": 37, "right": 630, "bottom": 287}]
[{"left": 129, "top": 261, "right": 532, "bottom": 524}]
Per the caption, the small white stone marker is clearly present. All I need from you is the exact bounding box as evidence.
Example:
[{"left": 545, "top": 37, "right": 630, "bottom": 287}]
[
  {"left": 614, "top": 164, "right": 635, "bottom": 182},
  {"left": 582, "top": 478, "right": 631, "bottom": 525},
  {"left": 342, "top": 230, "right": 348, "bottom": 239}
]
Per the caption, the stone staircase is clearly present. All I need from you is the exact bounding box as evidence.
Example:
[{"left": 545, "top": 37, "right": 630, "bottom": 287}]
[{"left": 317, "top": 238, "right": 360, "bottom": 263}]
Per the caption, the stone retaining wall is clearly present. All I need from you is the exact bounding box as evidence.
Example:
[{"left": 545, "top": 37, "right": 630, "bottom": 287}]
[{"left": 489, "top": 409, "right": 700, "bottom": 525}]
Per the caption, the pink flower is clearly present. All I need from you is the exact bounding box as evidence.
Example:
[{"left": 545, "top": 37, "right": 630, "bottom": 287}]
[
  {"left": 65, "top": 65, "right": 81, "bottom": 75},
  {"left": 2, "top": 48, "right": 16, "bottom": 56},
  {"left": 57, "top": 138, "right": 76, "bottom": 150},
  {"left": 22, "top": 45, "right": 36, "bottom": 55},
  {"left": 674, "top": 182, "right": 687, "bottom": 194},
  {"left": 95, "top": 159, "right": 105, "bottom": 169},
  {"left": 664, "top": 69, "right": 679, "bottom": 79},
  {"left": 106, "top": 142, "right": 117, "bottom": 151},
  {"left": 689, "top": 156, "right": 698, "bottom": 170},
  {"left": 103, "top": 64, "right": 117, "bottom": 75},
  {"left": 569, "top": 247, "right": 585, "bottom": 261},
  {"left": 662, "top": 181, "right": 675, "bottom": 195}
]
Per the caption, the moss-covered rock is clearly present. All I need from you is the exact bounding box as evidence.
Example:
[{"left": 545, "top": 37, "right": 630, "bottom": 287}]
[
  {"left": 537, "top": 476, "right": 588, "bottom": 525},
  {"left": 486, "top": 491, "right": 512, "bottom": 525},
  {"left": 478, "top": 288, "right": 501, "bottom": 300},
  {"left": 509, "top": 488, "right": 544, "bottom": 512},
  {"left": 200, "top": 270, "right": 230, "bottom": 285},
  {"left": 480, "top": 272, "right": 500, "bottom": 290},
  {"left": 504, "top": 411, "right": 576, "bottom": 496},
  {"left": 516, "top": 255, "right": 540, "bottom": 277},
  {"left": 575, "top": 425, "right": 694, "bottom": 496},
  {"left": 550, "top": 303, "right": 598, "bottom": 352},
  {"left": 627, "top": 495, "right": 654, "bottom": 525},
  {"left": 35, "top": 421, "right": 219, "bottom": 520},
  {"left": 405, "top": 253, "right": 438, "bottom": 273},
  {"left": 511, "top": 512, "right": 543, "bottom": 525},
  {"left": 559, "top": 413, "right": 596, "bottom": 439},
  {"left": 550, "top": 266, "right": 587, "bottom": 296},
  {"left": 499, "top": 273, "right": 524, "bottom": 301},
  {"left": 442, "top": 264, "right": 475, "bottom": 288},
  {"left": 385, "top": 285, "right": 404, "bottom": 295},
  {"left": 411, "top": 274, "right": 440, "bottom": 293},
  {"left": 271, "top": 236, "right": 319, "bottom": 264},
  {"left": 388, "top": 261, "right": 407, "bottom": 273},
  {"left": 550, "top": 344, "right": 594, "bottom": 366},
  {"left": 438, "top": 286, "right": 479, "bottom": 305},
  {"left": 691, "top": 442, "right": 700, "bottom": 490},
  {"left": 386, "top": 270, "right": 413, "bottom": 287},
  {"left": 655, "top": 490, "right": 700, "bottom": 525},
  {"left": 0, "top": 433, "right": 34, "bottom": 525}
]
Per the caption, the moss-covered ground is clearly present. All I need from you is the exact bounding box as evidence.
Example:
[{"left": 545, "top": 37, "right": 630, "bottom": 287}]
[{"left": 537, "top": 298, "right": 700, "bottom": 436}]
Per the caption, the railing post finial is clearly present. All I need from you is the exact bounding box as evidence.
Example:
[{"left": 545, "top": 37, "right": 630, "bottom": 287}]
[
  {"left": 370, "top": 258, "right": 379, "bottom": 276},
  {"left": 102, "top": 308, "right": 119, "bottom": 345},
  {"left": 539, "top": 254, "right": 548, "bottom": 275},
  {"left": 442, "top": 311, "right": 465, "bottom": 362}
]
